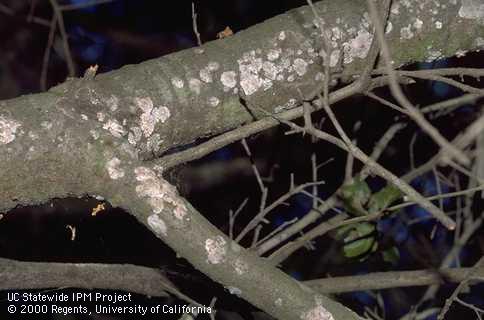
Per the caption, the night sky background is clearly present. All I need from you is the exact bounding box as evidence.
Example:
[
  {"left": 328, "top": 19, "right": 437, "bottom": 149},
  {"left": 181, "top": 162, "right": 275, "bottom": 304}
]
[{"left": 0, "top": 0, "right": 483, "bottom": 319}]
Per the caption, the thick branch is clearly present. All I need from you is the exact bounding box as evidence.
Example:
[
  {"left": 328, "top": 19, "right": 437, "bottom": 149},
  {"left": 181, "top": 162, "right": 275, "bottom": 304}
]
[
  {"left": 1, "top": 0, "right": 482, "bottom": 163},
  {"left": 98, "top": 163, "right": 363, "bottom": 320}
]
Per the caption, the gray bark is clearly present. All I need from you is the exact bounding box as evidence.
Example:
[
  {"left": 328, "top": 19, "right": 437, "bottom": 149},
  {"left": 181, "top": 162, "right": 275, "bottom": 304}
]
[{"left": 1, "top": 0, "right": 483, "bottom": 319}]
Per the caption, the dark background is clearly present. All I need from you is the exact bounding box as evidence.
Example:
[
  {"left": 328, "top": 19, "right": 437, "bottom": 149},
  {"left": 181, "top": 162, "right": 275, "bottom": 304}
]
[{"left": 0, "top": 0, "right": 483, "bottom": 319}]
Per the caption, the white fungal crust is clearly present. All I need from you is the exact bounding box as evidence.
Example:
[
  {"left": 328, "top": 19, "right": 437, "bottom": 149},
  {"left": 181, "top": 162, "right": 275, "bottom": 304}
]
[
  {"left": 106, "top": 157, "right": 125, "bottom": 179},
  {"left": 208, "top": 96, "right": 220, "bottom": 107},
  {"left": 103, "top": 119, "right": 126, "bottom": 138},
  {"left": 128, "top": 127, "right": 143, "bottom": 145},
  {"left": 134, "top": 167, "right": 188, "bottom": 221},
  {"left": 226, "top": 286, "right": 242, "bottom": 295},
  {"left": 221, "top": 71, "right": 237, "bottom": 88},
  {"left": 233, "top": 258, "right": 249, "bottom": 275},
  {"left": 301, "top": 304, "right": 334, "bottom": 320},
  {"left": 459, "top": 0, "right": 484, "bottom": 20},
  {"left": 106, "top": 95, "right": 119, "bottom": 112},
  {"left": 343, "top": 29, "right": 373, "bottom": 64},
  {"left": 171, "top": 77, "right": 184, "bottom": 89},
  {"left": 275, "top": 298, "right": 283, "bottom": 307},
  {"left": 189, "top": 78, "right": 202, "bottom": 94},
  {"left": 0, "top": 115, "right": 21, "bottom": 145},
  {"left": 238, "top": 50, "right": 265, "bottom": 95},
  {"left": 147, "top": 214, "right": 168, "bottom": 237},
  {"left": 293, "top": 58, "right": 308, "bottom": 76},
  {"left": 134, "top": 97, "right": 171, "bottom": 138},
  {"left": 205, "top": 236, "right": 227, "bottom": 264}
]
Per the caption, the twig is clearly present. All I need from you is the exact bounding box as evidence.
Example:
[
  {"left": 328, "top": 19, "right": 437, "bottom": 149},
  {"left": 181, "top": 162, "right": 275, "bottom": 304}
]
[
  {"left": 59, "top": 0, "right": 116, "bottom": 11},
  {"left": 49, "top": 0, "right": 76, "bottom": 77},
  {"left": 228, "top": 198, "right": 248, "bottom": 240},
  {"left": 437, "top": 256, "right": 484, "bottom": 320},
  {"left": 192, "top": 2, "right": 202, "bottom": 46},
  {"left": 366, "top": 0, "right": 470, "bottom": 166},
  {"left": 387, "top": 184, "right": 484, "bottom": 212},
  {"left": 40, "top": 15, "right": 57, "bottom": 91},
  {"left": 235, "top": 180, "right": 324, "bottom": 243},
  {"left": 257, "top": 122, "right": 404, "bottom": 256},
  {"left": 0, "top": 2, "right": 50, "bottom": 27},
  {"left": 158, "top": 75, "right": 400, "bottom": 170},
  {"left": 319, "top": 98, "right": 455, "bottom": 229}
]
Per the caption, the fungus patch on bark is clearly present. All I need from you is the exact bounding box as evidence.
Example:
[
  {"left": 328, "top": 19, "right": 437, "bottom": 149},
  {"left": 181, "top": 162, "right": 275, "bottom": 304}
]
[
  {"left": 0, "top": 115, "right": 21, "bottom": 145},
  {"left": 301, "top": 304, "right": 334, "bottom": 320},
  {"left": 128, "top": 127, "right": 143, "bottom": 145},
  {"left": 275, "top": 298, "right": 283, "bottom": 307},
  {"left": 205, "top": 236, "right": 227, "bottom": 264},
  {"left": 208, "top": 96, "right": 220, "bottom": 107},
  {"left": 134, "top": 97, "right": 171, "bottom": 137},
  {"left": 134, "top": 167, "right": 188, "bottom": 221},
  {"left": 221, "top": 71, "right": 237, "bottom": 89},
  {"left": 342, "top": 29, "right": 373, "bottom": 64},
  {"left": 189, "top": 78, "right": 202, "bottom": 94},
  {"left": 106, "top": 95, "right": 119, "bottom": 112},
  {"left": 233, "top": 258, "right": 248, "bottom": 275},
  {"left": 226, "top": 286, "right": 242, "bottom": 296},
  {"left": 103, "top": 119, "right": 127, "bottom": 138},
  {"left": 147, "top": 213, "right": 167, "bottom": 237},
  {"left": 459, "top": 0, "right": 484, "bottom": 20},
  {"left": 106, "top": 157, "right": 125, "bottom": 179},
  {"left": 400, "top": 25, "right": 414, "bottom": 40},
  {"left": 171, "top": 77, "right": 184, "bottom": 89}
]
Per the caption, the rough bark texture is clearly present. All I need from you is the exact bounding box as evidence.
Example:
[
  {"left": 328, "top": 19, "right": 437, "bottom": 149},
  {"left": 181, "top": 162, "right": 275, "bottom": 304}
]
[{"left": 1, "top": 0, "right": 483, "bottom": 319}]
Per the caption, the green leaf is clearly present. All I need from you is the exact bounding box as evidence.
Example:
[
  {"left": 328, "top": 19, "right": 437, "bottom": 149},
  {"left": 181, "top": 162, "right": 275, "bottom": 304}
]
[
  {"left": 340, "top": 179, "right": 372, "bottom": 216},
  {"left": 337, "top": 222, "right": 377, "bottom": 258},
  {"left": 382, "top": 246, "right": 400, "bottom": 265},
  {"left": 368, "top": 184, "right": 402, "bottom": 214}
]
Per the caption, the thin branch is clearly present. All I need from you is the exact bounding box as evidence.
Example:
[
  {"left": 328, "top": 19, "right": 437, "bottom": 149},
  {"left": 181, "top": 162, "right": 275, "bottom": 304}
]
[
  {"left": 159, "top": 75, "right": 401, "bottom": 170},
  {"left": 191, "top": 2, "right": 202, "bottom": 46},
  {"left": 49, "top": 0, "right": 76, "bottom": 77},
  {"left": 438, "top": 257, "right": 484, "bottom": 320},
  {"left": 319, "top": 98, "right": 456, "bottom": 229},
  {"left": 59, "top": 0, "right": 117, "bottom": 11},
  {"left": 0, "top": 2, "right": 50, "bottom": 27},
  {"left": 257, "top": 122, "right": 404, "bottom": 257},
  {"left": 305, "top": 265, "right": 484, "bottom": 294},
  {"left": 366, "top": 0, "right": 470, "bottom": 166},
  {"left": 40, "top": 15, "right": 57, "bottom": 91}
]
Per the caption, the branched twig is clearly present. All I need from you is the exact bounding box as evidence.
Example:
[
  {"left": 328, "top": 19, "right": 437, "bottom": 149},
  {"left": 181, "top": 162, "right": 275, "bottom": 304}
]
[
  {"left": 49, "top": 0, "right": 75, "bottom": 77},
  {"left": 437, "top": 256, "right": 484, "bottom": 320},
  {"left": 366, "top": 0, "right": 470, "bottom": 166}
]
